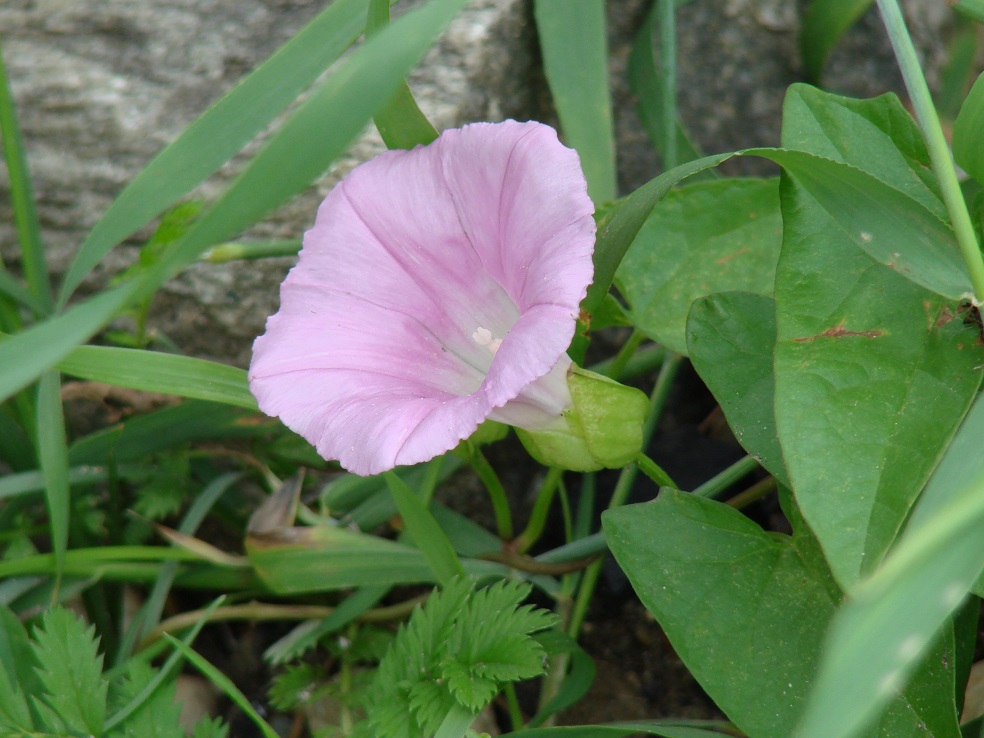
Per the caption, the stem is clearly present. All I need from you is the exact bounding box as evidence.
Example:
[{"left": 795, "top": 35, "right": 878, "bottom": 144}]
[
  {"left": 657, "top": 0, "right": 678, "bottom": 170},
  {"left": 635, "top": 452, "right": 678, "bottom": 488},
  {"left": 467, "top": 445, "right": 513, "bottom": 540},
  {"left": 692, "top": 454, "right": 760, "bottom": 499},
  {"left": 604, "top": 329, "right": 644, "bottom": 380},
  {"left": 514, "top": 466, "right": 563, "bottom": 553},
  {"left": 568, "top": 354, "right": 683, "bottom": 638},
  {"left": 876, "top": 0, "right": 984, "bottom": 302},
  {"left": 503, "top": 683, "right": 524, "bottom": 731},
  {"left": 726, "top": 475, "right": 778, "bottom": 510}
]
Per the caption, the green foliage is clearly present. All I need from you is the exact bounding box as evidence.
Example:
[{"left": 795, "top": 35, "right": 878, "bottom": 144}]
[
  {"left": 603, "top": 490, "right": 962, "bottom": 738},
  {"left": 361, "top": 577, "right": 558, "bottom": 738},
  {"left": 617, "top": 178, "right": 782, "bottom": 355},
  {"left": 0, "top": 605, "right": 226, "bottom": 738}
]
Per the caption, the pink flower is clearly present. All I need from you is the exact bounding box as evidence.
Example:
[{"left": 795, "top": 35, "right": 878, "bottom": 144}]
[{"left": 249, "top": 121, "right": 595, "bottom": 476}]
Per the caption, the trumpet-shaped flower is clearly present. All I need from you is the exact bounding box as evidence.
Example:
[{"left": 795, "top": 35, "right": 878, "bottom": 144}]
[{"left": 249, "top": 120, "right": 595, "bottom": 476}]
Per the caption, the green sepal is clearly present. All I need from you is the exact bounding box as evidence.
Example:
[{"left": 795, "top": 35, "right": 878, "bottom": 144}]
[{"left": 517, "top": 366, "right": 647, "bottom": 472}]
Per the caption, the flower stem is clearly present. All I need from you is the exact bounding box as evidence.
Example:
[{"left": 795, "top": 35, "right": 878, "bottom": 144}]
[
  {"left": 514, "top": 466, "right": 564, "bottom": 553},
  {"left": 466, "top": 444, "right": 513, "bottom": 541},
  {"left": 692, "top": 454, "right": 760, "bottom": 499},
  {"left": 567, "top": 353, "right": 683, "bottom": 638},
  {"left": 603, "top": 329, "right": 645, "bottom": 380},
  {"left": 635, "top": 452, "right": 678, "bottom": 488},
  {"left": 876, "top": 0, "right": 984, "bottom": 302}
]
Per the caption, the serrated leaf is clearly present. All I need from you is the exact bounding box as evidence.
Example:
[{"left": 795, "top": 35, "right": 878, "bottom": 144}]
[
  {"left": 617, "top": 178, "right": 782, "bottom": 355},
  {"left": 192, "top": 716, "right": 229, "bottom": 738},
  {"left": 410, "top": 678, "right": 462, "bottom": 733},
  {"left": 31, "top": 607, "right": 108, "bottom": 735},
  {"left": 441, "top": 660, "right": 498, "bottom": 712}
]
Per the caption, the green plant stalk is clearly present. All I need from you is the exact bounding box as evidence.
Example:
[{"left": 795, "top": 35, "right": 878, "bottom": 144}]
[
  {"left": 692, "top": 454, "right": 760, "bottom": 499},
  {"left": 658, "top": 0, "right": 678, "bottom": 170},
  {"left": 636, "top": 452, "right": 678, "bottom": 488},
  {"left": 0, "top": 38, "right": 52, "bottom": 315},
  {"left": 876, "top": 0, "right": 984, "bottom": 302},
  {"left": 503, "top": 683, "right": 524, "bottom": 731},
  {"left": 603, "top": 328, "right": 645, "bottom": 380},
  {"left": 514, "top": 466, "right": 564, "bottom": 553},
  {"left": 567, "top": 353, "right": 683, "bottom": 638},
  {"left": 466, "top": 444, "right": 514, "bottom": 540}
]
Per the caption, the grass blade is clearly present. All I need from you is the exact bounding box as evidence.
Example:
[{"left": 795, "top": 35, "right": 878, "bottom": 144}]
[
  {"left": 0, "top": 38, "right": 52, "bottom": 315},
  {"left": 36, "top": 371, "right": 69, "bottom": 585},
  {"left": 164, "top": 634, "right": 280, "bottom": 738},
  {"left": 56, "top": 345, "right": 256, "bottom": 410},
  {"left": 534, "top": 0, "right": 616, "bottom": 203}
]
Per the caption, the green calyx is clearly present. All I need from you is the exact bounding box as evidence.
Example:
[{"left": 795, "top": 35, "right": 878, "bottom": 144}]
[{"left": 516, "top": 365, "right": 648, "bottom": 472}]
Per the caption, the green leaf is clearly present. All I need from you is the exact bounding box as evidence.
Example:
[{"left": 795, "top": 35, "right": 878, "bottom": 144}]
[
  {"left": 246, "top": 523, "right": 503, "bottom": 593},
  {"left": 779, "top": 85, "right": 942, "bottom": 214},
  {"left": 534, "top": 0, "right": 616, "bottom": 203},
  {"left": 36, "top": 371, "right": 69, "bottom": 578},
  {"left": 627, "top": 0, "right": 703, "bottom": 167},
  {"left": 749, "top": 148, "right": 972, "bottom": 299},
  {"left": 794, "top": 399, "right": 984, "bottom": 738},
  {"left": 953, "top": 0, "right": 984, "bottom": 22},
  {"left": 686, "top": 292, "right": 789, "bottom": 487},
  {"left": 56, "top": 345, "right": 256, "bottom": 409},
  {"left": 603, "top": 490, "right": 961, "bottom": 738},
  {"left": 581, "top": 152, "right": 734, "bottom": 326},
  {"left": 954, "top": 72, "right": 984, "bottom": 186},
  {"left": 385, "top": 472, "right": 465, "bottom": 585},
  {"left": 799, "top": 0, "right": 873, "bottom": 83},
  {"left": 367, "top": 0, "right": 439, "bottom": 150},
  {"left": 56, "top": 0, "right": 371, "bottom": 303},
  {"left": 772, "top": 170, "right": 982, "bottom": 587},
  {"left": 30, "top": 607, "right": 108, "bottom": 735},
  {"left": 761, "top": 88, "right": 984, "bottom": 587},
  {"left": 68, "top": 401, "right": 268, "bottom": 466},
  {"left": 0, "top": 37, "right": 52, "bottom": 314},
  {"left": 616, "top": 178, "right": 782, "bottom": 354}
]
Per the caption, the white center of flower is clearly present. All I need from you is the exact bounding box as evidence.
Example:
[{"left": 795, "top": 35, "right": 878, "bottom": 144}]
[{"left": 471, "top": 326, "right": 503, "bottom": 355}]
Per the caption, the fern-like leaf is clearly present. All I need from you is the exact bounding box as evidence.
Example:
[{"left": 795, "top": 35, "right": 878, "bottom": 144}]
[{"left": 30, "top": 607, "right": 108, "bottom": 735}]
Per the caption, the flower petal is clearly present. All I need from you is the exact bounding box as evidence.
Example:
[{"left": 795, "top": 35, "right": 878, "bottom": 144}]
[{"left": 249, "top": 120, "right": 595, "bottom": 475}]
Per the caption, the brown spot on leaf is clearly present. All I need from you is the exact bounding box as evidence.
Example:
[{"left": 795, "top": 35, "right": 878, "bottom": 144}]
[
  {"left": 715, "top": 247, "right": 750, "bottom": 265},
  {"left": 792, "top": 322, "right": 884, "bottom": 342}
]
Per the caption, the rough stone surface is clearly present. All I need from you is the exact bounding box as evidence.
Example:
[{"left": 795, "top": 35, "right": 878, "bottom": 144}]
[{"left": 0, "top": 0, "right": 964, "bottom": 365}]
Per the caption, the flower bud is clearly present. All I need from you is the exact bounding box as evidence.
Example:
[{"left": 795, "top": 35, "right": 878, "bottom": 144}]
[{"left": 516, "top": 366, "right": 648, "bottom": 471}]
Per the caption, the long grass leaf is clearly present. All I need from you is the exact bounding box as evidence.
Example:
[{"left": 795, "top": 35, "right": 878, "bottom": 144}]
[
  {"left": 56, "top": 345, "right": 256, "bottom": 410},
  {"left": 0, "top": 38, "right": 52, "bottom": 314},
  {"left": 164, "top": 635, "right": 280, "bottom": 738},
  {"left": 35, "top": 371, "right": 69, "bottom": 584},
  {"left": 56, "top": 0, "right": 371, "bottom": 305},
  {"left": 534, "top": 0, "right": 616, "bottom": 203},
  {"left": 368, "top": 0, "right": 440, "bottom": 149}
]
